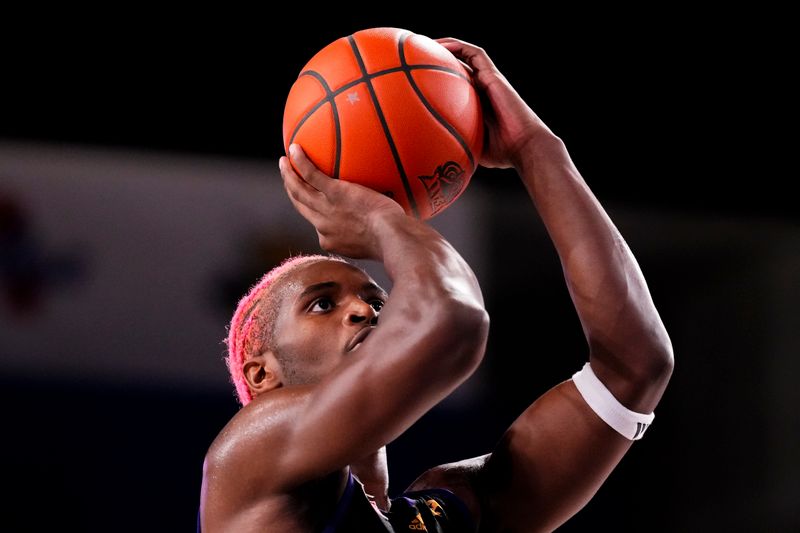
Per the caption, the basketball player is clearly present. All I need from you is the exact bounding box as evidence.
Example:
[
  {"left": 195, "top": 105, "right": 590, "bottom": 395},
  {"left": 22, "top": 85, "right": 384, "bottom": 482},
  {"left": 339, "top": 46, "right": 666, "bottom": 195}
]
[{"left": 199, "top": 38, "right": 674, "bottom": 532}]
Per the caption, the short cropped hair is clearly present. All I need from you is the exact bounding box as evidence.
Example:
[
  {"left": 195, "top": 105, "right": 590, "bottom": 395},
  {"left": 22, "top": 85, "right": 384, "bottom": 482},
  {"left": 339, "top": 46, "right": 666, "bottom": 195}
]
[{"left": 225, "top": 254, "right": 347, "bottom": 405}]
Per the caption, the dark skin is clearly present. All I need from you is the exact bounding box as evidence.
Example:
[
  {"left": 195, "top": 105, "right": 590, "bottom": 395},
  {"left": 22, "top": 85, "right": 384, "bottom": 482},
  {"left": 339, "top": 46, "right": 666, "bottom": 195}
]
[{"left": 200, "top": 38, "right": 673, "bottom": 532}]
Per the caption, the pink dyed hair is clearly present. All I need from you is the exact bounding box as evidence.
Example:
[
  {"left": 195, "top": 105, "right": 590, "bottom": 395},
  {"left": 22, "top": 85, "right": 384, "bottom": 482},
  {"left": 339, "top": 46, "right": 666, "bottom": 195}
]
[{"left": 225, "top": 253, "right": 347, "bottom": 405}]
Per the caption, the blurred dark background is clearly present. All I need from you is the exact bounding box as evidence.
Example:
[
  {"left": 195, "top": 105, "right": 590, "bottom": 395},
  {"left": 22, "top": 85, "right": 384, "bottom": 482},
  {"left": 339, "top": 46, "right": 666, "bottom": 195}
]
[{"left": 2, "top": 11, "right": 796, "bottom": 532}]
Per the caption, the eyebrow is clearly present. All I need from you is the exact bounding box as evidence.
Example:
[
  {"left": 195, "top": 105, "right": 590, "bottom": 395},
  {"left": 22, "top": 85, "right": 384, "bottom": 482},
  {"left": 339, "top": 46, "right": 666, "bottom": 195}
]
[
  {"left": 298, "top": 281, "right": 339, "bottom": 300},
  {"left": 296, "top": 281, "right": 387, "bottom": 301},
  {"left": 364, "top": 281, "right": 388, "bottom": 298}
]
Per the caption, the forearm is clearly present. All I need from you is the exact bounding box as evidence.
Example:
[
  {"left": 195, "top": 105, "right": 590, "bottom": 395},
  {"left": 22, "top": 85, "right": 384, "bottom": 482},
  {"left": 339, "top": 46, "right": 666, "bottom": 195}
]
[
  {"left": 275, "top": 216, "right": 488, "bottom": 483},
  {"left": 360, "top": 211, "right": 489, "bottom": 411},
  {"left": 281, "top": 142, "right": 484, "bottom": 313},
  {"left": 516, "top": 133, "right": 672, "bottom": 410},
  {"left": 370, "top": 212, "right": 485, "bottom": 311}
]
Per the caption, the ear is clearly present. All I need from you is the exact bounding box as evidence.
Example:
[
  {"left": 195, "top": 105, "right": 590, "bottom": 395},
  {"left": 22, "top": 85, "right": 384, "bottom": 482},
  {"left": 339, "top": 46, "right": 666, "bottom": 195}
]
[{"left": 243, "top": 351, "right": 283, "bottom": 397}]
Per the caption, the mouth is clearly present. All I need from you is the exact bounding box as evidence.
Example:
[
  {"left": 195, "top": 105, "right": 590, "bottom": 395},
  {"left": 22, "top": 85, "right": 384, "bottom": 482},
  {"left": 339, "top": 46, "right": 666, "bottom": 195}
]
[{"left": 346, "top": 326, "right": 375, "bottom": 352}]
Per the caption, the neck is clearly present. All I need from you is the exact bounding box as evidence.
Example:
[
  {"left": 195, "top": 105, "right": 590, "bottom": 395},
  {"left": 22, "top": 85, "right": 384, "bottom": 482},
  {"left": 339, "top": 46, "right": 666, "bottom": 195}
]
[{"left": 351, "top": 447, "right": 389, "bottom": 511}]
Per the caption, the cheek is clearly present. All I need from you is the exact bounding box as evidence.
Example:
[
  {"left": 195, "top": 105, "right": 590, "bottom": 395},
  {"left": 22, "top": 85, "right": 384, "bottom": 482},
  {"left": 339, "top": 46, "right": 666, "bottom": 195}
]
[{"left": 276, "top": 325, "right": 344, "bottom": 376}]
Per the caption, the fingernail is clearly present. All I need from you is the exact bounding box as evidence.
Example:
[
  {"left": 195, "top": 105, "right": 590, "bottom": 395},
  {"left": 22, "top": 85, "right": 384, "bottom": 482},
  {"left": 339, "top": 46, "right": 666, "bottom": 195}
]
[
  {"left": 289, "top": 144, "right": 298, "bottom": 157},
  {"left": 278, "top": 157, "right": 285, "bottom": 170}
]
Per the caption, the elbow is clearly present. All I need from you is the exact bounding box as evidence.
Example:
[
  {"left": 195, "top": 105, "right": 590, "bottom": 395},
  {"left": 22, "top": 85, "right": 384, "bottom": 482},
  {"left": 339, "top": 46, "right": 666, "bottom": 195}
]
[
  {"left": 441, "top": 300, "right": 490, "bottom": 375},
  {"left": 598, "top": 338, "right": 674, "bottom": 414},
  {"left": 656, "top": 342, "right": 675, "bottom": 387},
  {"left": 463, "top": 302, "right": 491, "bottom": 349},
  {"left": 592, "top": 327, "right": 674, "bottom": 382},
  {"left": 648, "top": 335, "right": 675, "bottom": 382},
  {"left": 420, "top": 295, "right": 490, "bottom": 366},
  {"left": 634, "top": 336, "right": 674, "bottom": 395},
  {"left": 589, "top": 333, "right": 674, "bottom": 413},
  {"left": 644, "top": 341, "right": 674, "bottom": 407}
]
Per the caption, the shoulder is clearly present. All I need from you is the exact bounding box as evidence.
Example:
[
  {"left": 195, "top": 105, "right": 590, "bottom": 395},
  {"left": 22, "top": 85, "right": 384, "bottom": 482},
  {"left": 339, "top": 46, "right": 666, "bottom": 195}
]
[
  {"left": 403, "top": 454, "right": 490, "bottom": 528},
  {"left": 201, "top": 387, "right": 321, "bottom": 530},
  {"left": 204, "top": 387, "right": 313, "bottom": 493}
]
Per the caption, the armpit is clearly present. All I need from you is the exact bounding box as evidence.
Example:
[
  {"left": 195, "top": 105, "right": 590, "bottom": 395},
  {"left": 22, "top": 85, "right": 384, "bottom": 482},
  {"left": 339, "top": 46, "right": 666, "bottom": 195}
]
[{"left": 404, "top": 455, "right": 489, "bottom": 526}]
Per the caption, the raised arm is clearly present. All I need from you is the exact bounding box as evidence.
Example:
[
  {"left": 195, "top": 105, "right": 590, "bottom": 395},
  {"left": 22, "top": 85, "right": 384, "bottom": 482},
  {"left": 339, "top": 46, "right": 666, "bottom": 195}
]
[
  {"left": 435, "top": 38, "right": 674, "bottom": 531},
  {"left": 275, "top": 145, "right": 490, "bottom": 480},
  {"left": 202, "top": 144, "right": 489, "bottom": 521}
]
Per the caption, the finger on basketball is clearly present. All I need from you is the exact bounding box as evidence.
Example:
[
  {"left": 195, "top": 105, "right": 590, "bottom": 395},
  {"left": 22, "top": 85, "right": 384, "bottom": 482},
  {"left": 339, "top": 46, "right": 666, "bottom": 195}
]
[
  {"left": 281, "top": 172, "right": 324, "bottom": 226},
  {"left": 288, "top": 144, "right": 331, "bottom": 192},
  {"left": 435, "top": 38, "right": 496, "bottom": 72},
  {"left": 280, "top": 156, "right": 326, "bottom": 213}
]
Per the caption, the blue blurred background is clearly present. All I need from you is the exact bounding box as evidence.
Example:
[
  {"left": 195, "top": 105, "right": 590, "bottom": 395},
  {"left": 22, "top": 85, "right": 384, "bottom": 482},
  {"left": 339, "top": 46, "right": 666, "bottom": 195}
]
[{"left": 1, "top": 12, "right": 796, "bottom": 532}]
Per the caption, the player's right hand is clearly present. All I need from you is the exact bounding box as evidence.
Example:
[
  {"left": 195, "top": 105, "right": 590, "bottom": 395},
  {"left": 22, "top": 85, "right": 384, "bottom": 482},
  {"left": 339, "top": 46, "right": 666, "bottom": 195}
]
[{"left": 279, "top": 143, "right": 405, "bottom": 259}]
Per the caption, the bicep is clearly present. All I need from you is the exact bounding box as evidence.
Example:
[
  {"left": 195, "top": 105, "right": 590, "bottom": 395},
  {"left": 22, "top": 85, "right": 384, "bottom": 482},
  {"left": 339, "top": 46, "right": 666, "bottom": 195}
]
[
  {"left": 478, "top": 379, "right": 632, "bottom": 532},
  {"left": 274, "top": 302, "right": 486, "bottom": 489},
  {"left": 281, "top": 320, "right": 481, "bottom": 483}
]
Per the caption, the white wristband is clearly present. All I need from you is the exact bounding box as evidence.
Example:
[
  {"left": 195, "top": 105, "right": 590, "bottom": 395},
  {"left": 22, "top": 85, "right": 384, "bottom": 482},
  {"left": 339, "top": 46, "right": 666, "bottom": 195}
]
[{"left": 572, "top": 362, "right": 655, "bottom": 441}]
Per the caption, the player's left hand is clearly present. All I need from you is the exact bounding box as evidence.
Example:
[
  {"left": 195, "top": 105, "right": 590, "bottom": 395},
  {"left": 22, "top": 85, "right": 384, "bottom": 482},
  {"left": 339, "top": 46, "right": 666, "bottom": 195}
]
[{"left": 436, "top": 37, "right": 554, "bottom": 170}]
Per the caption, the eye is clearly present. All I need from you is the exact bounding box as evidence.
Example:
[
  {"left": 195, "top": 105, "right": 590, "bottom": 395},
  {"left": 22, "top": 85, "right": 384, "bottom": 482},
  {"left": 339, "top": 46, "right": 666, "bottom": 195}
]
[
  {"left": 309, "top": 297, "right": 335, "bottom": 313},
  {"left": 369, "top": 299, "right": 384, "bottom": 312}
]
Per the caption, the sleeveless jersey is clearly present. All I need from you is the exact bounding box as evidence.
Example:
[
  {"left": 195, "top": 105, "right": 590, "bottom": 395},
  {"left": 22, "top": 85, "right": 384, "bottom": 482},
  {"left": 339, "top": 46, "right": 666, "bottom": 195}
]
[
  {"left": 197, "top": 472, "right": 476, "bottom": 532},
  {"left": 322, "top": 472, "right": 475, "bottom": 532}
]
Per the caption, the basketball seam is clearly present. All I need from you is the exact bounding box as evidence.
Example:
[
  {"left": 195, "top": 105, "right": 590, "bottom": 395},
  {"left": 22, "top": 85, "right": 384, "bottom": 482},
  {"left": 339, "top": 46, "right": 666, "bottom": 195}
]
[
  {"left": 326, "top": 65, "right": 469, "bottom": 103},
  {"left": 288, "top": 71, "right": 342, "bottom": 179},
  {"left": 398, "top": 33, "right": 476, "bottom": 173},
  {"left": 347, "top": 34, "right": 420, "bottom": 219}
]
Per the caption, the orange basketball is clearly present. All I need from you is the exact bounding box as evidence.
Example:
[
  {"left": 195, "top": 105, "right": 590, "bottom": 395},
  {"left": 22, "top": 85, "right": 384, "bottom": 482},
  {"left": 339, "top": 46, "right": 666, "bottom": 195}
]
[{"left": 282, "top": 27, "right": 484, "bottom": 220}]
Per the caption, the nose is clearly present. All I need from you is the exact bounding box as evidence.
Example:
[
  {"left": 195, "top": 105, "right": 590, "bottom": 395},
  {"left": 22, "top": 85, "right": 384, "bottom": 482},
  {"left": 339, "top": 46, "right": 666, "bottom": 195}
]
[{"left": 345, "top": 299, "right": 379, "bottom": 326}]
